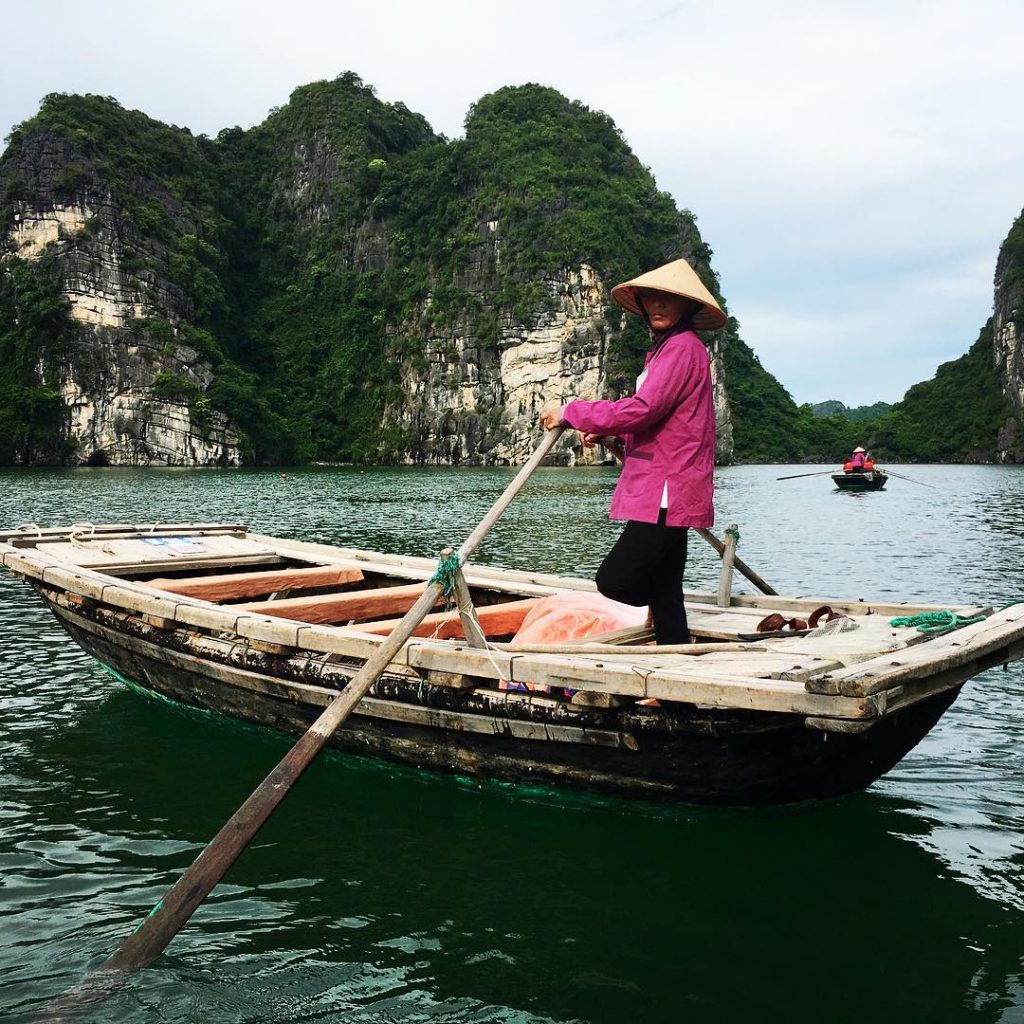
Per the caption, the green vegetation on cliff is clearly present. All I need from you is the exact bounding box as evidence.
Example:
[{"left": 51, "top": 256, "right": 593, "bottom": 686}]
[{"left": 0, "top": 257, "right": 76, "bottom": 463}]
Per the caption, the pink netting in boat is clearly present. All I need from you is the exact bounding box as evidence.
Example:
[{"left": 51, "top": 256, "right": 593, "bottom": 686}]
[{"left": 500, "top": 593, "right": 647, "bottom": 693}]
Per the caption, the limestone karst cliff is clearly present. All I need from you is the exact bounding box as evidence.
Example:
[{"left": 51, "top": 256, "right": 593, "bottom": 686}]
[
  {"left": 1, "top": 128, "right": 239, "bottom": 466},
  {"left": 993, "top": 211, "right": 1024, "bottom": 462},
  {"left": 0, "top": 76, "right": 786, "bottom": 467}
]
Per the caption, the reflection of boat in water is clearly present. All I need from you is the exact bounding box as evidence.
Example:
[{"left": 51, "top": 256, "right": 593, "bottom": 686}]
[
  {"left": 3, "top": 522, "right": 1023, "bottom": 807},
  {"left": 832, "top": 468, "right": 889, "bottom": 491}
]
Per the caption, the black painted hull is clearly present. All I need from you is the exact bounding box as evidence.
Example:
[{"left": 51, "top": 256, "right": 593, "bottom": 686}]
[
  {"left": 832, "top": 471, "right": 888, "bottom": 491},
  {"left": 48, "top": 597, "right": 959, "bottom": 807}
]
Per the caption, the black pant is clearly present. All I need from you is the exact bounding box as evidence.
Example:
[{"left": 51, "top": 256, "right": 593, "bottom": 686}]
[{"left": 595, "top": 511, "right": 689, "bottom": 645}]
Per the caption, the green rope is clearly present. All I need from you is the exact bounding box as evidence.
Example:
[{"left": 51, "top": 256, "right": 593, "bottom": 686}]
[
  {"left": 724, "top": 527, "right": 740, "bottom": 544},
  {"left": 889, "top": 610, "right": 987, "bottom": 635},
  {"left": 429, "top": 551, "right": 462, "bottom": 610}
]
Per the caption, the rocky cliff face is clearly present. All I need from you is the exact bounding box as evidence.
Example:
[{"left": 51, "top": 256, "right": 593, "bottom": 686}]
[
  {"left": 393, "top": 261, "right": 732, "bottom": 465},
  {"left": 2, "top": 130, "right": 239, "bottom": 466},
  {"left": 993, "top": 212, "right": 1024, "bottom": 462}
]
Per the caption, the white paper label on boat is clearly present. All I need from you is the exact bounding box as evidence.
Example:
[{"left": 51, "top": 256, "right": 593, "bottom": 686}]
[{"left": 141, "top": 536, "right": 208, "bottom": 554}]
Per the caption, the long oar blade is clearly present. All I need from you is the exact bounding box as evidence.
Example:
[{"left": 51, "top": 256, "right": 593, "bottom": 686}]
[
  {"left": 36, "top": 428, "right": 565, "bottom": 1024},
  {"left": 775, "top": 470, "right": 836, "bottom": 480},
  {"left": 884, "top": 469, "right": 938, "bottom": 489}
]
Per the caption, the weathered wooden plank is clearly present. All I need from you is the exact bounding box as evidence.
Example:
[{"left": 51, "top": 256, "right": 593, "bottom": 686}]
[
  {"left": 83, "top": 583, "right": 183, "bottom": 622},
  {"left": 875, "top": 638, "right": 1024, "bottom": 716},
  {"left": 359, "top": 599, "right": 538, "bottom": 639},
  {"left": 492, "top": 640, "right": 768, "bottom": 656},
  {"left": 251, "top": 533, "right": 599, "bottom": 592},
  {"left": 1, "top": 548, "right": 52, "bottom": 579},
  {"left": 826, "top": 608, "right": 1024, "bottom": 696},
  {"left": 237, "top": 582, "right": 445, "bottom": 625},
  {"left": 39, "top": 534, "right": 277, "bottom": 570},
  {"left": 716, "top": 524, "right": 738, "bottom": 607},
  {"left": 172, "top": 601, "right": 244, "bottom": 632},
  {"left": 804, "top": 717, "right": 876, "bottom": 734},
  {"left": 645, "top": 669, "right": 877, "bottom": 718},
  {"left": 424, "top": 669, "right": 485, "bottom": 690},
  {"left": 0, "top": 522, "right": 247, "bottom": 545},
  {"left": 452, "top": 566, "right": 487, "bottom": 648},
  {"left": 501, "top": 653, "right": 874, "bottom": 718},
  {"left": 148, "top": 565, "right": 364, "bottom": 602},
  {"left": 39, "top": 562, "right": 109, "bottom": 600},
  {"left": 685, "top": 592, "right": 986, "bottom": 619},
  {"left": 571, "top": 691, "right": 633, "bottom": 709},
  {"left": 293, "top": 625, "right": 387, "bottom": 661}
]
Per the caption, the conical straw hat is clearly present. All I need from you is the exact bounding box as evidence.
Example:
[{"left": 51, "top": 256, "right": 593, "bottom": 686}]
[{"left": 611, "top": 258, "right": 727, "bottom": 331}]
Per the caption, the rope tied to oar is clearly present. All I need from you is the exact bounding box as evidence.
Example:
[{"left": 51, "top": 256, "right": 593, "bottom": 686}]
[
  {"left": 724, "top": 526, "right": 740, "bottom": 544},
  {"left": 429, "top": 550, "right": 462, "bottom": 610},
  {"left": 889, "top": 610, "right": 987, "bottom": 635}
]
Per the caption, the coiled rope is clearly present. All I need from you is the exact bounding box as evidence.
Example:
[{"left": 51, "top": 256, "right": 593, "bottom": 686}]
[{"left": 889, "top": 610, "right": 987, "bottom": 635}]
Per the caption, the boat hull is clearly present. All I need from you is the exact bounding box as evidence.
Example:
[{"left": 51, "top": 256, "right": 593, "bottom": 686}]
[
  {"left": 48, "top": 592, "right": 959, "bottom": 807},
  {"left": 832, "top": 471, "right": 888, "bottom": 491}
]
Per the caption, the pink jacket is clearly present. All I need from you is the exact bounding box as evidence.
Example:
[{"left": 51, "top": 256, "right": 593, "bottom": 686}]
[{"left": 562, "top": 329, "right": 715, "bottom": 527}]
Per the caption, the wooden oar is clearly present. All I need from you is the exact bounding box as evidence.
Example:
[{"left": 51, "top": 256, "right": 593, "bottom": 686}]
[
  {"left": 35, "top": 427, "right": 565, "bottom": 1024},
  {"left": 694, "top": 528, "right": 777, "bottom": 596},
  {"left": 883, "top": 469, "right": 938, "bottom": 490},
  {"left": 776, "top": 470, "right": 836, "bottom": 480}
]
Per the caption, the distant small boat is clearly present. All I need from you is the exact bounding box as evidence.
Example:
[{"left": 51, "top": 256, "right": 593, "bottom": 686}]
[{"left": 832, "top": 469, "right": 888, "bottom": 491}]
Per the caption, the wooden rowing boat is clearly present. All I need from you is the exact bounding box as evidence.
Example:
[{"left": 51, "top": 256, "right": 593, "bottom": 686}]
[
  {"left": 2, "top": 522, "right": 1021, "bottom": 806},
  {"left": 832, "top": 469, "right": 889, "bottom": 491}
]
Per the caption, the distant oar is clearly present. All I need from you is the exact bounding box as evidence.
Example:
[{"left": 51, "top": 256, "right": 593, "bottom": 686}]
[
  {"left": 883, "top": 469, "right": 938, "bottom": 490},
  {"left": 35, "top": 428, "right": 565, "bottom": 1024},
  {"left": 776, "top": 470, "right": 836, "bottom": 480},
  {"left": 694, "top": 528, "right": 777, "bottom": 596}
]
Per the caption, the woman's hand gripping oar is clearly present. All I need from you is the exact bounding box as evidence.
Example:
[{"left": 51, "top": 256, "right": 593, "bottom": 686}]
[{"left": 35, "top": 427, "right": 565, "bottom": 1024}]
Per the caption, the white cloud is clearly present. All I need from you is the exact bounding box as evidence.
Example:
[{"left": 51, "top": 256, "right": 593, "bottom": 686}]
[{"left": 3, "top": 0, "right": 1023, "bottom": 408}]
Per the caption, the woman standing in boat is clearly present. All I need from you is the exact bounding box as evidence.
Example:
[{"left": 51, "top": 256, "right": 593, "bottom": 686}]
[{"left": 538, "top": 258, "right": 726, "bottom": 645}]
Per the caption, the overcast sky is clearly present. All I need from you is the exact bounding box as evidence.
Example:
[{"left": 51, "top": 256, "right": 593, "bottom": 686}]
[{"left": 3, "top": 0, "right": 1023, "bottom": 406}]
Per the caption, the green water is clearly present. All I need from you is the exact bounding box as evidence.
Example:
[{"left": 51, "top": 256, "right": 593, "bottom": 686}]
[{"left": 2, "top": 464, "right": 1024, "bottom": 1023}]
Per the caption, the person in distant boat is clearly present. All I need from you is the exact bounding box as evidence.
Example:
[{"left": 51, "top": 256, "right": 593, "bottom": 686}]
[
  {"left": 538, "top": 258, "right": 724, "bottom": 645},
  {"left": 850, "top": 446, "right": 867, "bottom": 472}
]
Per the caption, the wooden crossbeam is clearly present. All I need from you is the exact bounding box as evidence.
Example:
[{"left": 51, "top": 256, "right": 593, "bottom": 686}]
[
  {"left": 359, "top": 598, "right": 538, "bottom": 640},
  {"left": 148, "top": 565, "right": 364, "bottom": 602},
  {"left": 237, "top": 582, "right": 443, "bottom": 625}
]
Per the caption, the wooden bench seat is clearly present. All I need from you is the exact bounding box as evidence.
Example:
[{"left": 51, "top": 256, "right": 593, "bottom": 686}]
[
  {"left": 148, "top": 565, "right": 364, "bottom": 602},
  {"left": 237, "top": 582, "right": 443, "bottom": 625},
  {"left": 359, "top": 599, "right": 539, "bottom": 640}
]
